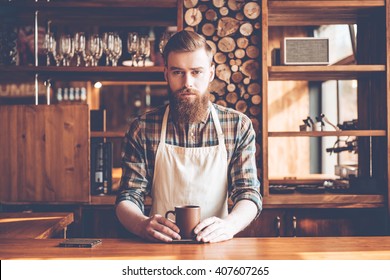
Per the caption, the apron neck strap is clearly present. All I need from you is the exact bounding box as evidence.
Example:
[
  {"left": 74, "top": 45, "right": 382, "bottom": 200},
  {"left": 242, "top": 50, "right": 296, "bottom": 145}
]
[
  {"left": 160, "top": 105, "right": 170, "bottom": 144},
  {"left": 209, "top": 104, "right": 224, "bottom": 144}
]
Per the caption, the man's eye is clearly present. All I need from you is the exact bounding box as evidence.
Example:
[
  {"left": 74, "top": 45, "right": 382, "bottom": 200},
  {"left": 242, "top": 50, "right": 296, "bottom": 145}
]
[
  {"left": 172, "top": 71, "right": 184, "bottom": 76},
  {"left": 192, "top": 71, "right": 201, "bottom": 75}
]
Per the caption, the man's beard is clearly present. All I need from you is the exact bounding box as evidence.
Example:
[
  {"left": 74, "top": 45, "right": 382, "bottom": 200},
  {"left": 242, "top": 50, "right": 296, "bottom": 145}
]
[{"left": 169, "top": 87, "right": 210, "bottom": 123}]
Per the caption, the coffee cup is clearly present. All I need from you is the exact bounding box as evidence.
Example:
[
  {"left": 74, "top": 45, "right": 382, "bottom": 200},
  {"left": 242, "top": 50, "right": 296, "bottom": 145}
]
[{"left": 165, "top": 205, "right": 200, "bottom": 239}]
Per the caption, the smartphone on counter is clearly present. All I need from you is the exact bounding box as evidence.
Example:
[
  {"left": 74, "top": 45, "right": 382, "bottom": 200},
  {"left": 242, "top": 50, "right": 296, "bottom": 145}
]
[{"left": 59, "top": 238, "right": 102, "bottom": 248}]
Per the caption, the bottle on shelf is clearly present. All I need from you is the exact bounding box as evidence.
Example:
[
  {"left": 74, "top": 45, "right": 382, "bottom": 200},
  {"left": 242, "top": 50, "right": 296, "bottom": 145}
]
[
  {"left": 80, "top": 87, "right": 87, "bottom": 102},
  {"left": 56, "top": 88, "right": 63, "bottom": 103},
  {"left": 69, "top": 87, "right": 75, "bottom": 101},
  {"left": 75, "top": 87, "right": 80, "bottom": 101},
  {"left": 63, "top": 88, "right": 69, "bottom": 101}
]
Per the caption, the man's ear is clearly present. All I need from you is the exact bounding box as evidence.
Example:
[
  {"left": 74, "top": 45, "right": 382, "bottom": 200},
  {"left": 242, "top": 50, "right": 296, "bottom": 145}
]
[
  {"left": 209, "top": 64, "right": 215, "bottom": 82},
  {"left": 164, "top": 66, "right": 168, "bottom": 82}
]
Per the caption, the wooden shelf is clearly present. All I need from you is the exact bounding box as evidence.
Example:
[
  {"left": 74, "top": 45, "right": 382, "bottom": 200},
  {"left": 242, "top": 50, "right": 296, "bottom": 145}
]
[
  {"left": 101, "top": 81, "right": 167, "bottom": 86},
  {"left": 268, "top": 65, "right": 386, "bottom": 81},
  {"left": 91, "top": 131, "right": 125, "bottom": 138},
  {"left": 268, "top": 130, "right": 386, "bottom": 137},
  {"left": 268, "top": 0, "right": 384, "bottom": 26},
  {"left": 1, "top": 0, "right": 178, "bottom": 9},
  {"left": 264, "top": 193, "right": 386, "bottom": 208},
  {"left": 0, "top": 66, "right": 165, "bottom": 82},
  {"left": 90, "top": 195, "right": 116, "bottom": 205},
  {"left": 270, "top": 174, "right": 342, "bottom": 184},
  {"left": 263, "top": 0, "right": 389, "bottom": 214},
  {"left": 0, "top": 1, "right": 178, "bottom": 27},
  {"left": 90, "top": 194, "right": 153, "bottom": 206}
]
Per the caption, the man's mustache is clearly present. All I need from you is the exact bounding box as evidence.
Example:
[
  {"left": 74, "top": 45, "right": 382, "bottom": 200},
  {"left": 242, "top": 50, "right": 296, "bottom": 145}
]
[{"left": 174, "top": 87, "right": 200, "bottom": 95}]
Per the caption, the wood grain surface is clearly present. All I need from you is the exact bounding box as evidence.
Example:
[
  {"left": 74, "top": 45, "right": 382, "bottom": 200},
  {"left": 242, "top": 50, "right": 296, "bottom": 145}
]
[
  {"left": 0, "top": 104, "right": 89, "bottom": 203},
  {"left": 1, "top": 236, "right": 390, "bottom": 260},
  {"left": 0, "top": 212, "right": 74, "bottom": 239}
]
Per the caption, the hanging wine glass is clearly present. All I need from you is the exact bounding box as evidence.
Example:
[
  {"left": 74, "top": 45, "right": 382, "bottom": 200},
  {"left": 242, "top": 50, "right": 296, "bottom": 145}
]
[
  {"left": 52, "top": 38, "right": 64, "bottom": 66},
  {"left": 111, "top": 33, "right": 122, "bottom": 67},
  {"left": 127, "top": 32, "right": 139, "bottom": 66},
  {"left": 74, "top": 32, "right": 86, "bottom": 67},
  {"left": 60, "top": 34, "right": 74, "bottom": 66},
  {"left": 91, "top": 34, "right": 103, "bottom": 66},
  {"left": 83, "top": 35, "right": 94, "bottom": 67},
  {"left": 42, "top": 32, "right": 55, "bottom": 66},
  {"left": 102, "top": 32, "right": 112, "bottom": 66},
  {"left": 139, "top": 35, "right": 150, "bottom": 67}
]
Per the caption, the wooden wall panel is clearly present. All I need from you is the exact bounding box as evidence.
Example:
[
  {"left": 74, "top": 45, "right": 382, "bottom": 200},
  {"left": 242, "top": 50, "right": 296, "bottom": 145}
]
[{"left": 0, "top": 104, "right": 90, "bottom": 202}]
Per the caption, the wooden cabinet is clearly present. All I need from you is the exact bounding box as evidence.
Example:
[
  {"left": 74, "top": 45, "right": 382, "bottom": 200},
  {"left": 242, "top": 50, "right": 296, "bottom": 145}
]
[
  {"left": 238, "top": 208, "right": 388, "bottom": 237},
  {"left": 75, "top": 206, "right": 389, "bottom": 238},
  {"left": 260, "top": 0, "right": 390, "bottom": 216},
  {"left": 0, "top": 104, "right": 89, "bottom": 202},
  {"left": 237, "top": 209, "right": 286, "bottom": 237}
]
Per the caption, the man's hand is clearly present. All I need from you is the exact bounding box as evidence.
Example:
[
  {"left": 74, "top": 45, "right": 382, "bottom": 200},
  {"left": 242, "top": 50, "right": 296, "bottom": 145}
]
[
  {"left": 139, "top": 214, "right": 181, "bottom": 243},
  {"left": 116, "top": 201, "right": 181, "bottom": 243},
  {"left": 194, "top": 216, "right": 235, "bottom": 243},
  {"left": 194, "top": 200, "right": 258, "bottom": 243}
]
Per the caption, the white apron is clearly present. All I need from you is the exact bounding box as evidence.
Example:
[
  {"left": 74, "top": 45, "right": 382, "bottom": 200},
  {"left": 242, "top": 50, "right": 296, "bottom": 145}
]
[{"left": 150, "top": 104, "right": 228, "bottom": 221}]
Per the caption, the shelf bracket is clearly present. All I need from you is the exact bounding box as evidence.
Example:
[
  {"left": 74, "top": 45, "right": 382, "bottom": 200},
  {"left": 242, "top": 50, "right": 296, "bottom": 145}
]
[{"left": 34, "top": 10, "right": 39, "bottom": 67}]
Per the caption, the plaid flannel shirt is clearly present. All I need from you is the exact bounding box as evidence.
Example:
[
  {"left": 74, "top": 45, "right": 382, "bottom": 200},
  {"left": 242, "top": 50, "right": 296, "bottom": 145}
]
[{"left": 116, "top": 102, "right": 262, "bottom": 216}]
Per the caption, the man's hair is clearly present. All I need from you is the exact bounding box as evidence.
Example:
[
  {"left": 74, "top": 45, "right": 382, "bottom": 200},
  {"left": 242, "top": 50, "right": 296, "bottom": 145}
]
[{"left": 163, "top": 30, "right": 213, "bottom": 66}]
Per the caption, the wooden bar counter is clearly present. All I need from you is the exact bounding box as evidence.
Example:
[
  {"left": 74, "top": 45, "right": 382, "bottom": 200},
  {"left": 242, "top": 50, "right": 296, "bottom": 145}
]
[
  {"left": 1, "top": 236, "right": 390, "bottom": 260},
  {"left": 0, "top": 212, "right": 74, "bottom": 239}
]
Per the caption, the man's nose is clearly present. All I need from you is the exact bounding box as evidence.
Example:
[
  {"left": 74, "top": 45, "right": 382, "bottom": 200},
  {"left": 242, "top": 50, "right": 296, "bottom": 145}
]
[{"left": 184, "top": 72, "right": 194, "bottom": 88}]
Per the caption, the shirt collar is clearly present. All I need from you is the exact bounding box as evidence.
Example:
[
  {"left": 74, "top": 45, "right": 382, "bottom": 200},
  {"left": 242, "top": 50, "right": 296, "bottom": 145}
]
[{"left": 200, "top": 101, "right": 212, "bottom": 124}]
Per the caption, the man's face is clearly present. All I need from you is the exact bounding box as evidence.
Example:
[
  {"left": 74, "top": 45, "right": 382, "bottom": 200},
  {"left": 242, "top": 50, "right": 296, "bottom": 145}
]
[{"left": 164, "top": 48, "right": 215, "bottom": 123}]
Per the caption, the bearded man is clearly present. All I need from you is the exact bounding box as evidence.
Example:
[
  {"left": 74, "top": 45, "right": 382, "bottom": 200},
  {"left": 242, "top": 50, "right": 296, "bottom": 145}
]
[{"left": 116, "top": 30, "right": 262, "bottom": 243}]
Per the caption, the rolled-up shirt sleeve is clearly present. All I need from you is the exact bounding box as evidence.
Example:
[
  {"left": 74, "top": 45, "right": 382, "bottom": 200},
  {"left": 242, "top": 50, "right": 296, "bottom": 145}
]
[
  {"left": 115, "top": 118, "right": 150, "bottom": 214},
  {"left": 229, "top": 114, "right": 262, "bottom": 217}
]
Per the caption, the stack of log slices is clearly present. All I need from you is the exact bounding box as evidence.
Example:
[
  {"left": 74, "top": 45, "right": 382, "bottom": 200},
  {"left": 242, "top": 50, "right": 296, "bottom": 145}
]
[{"left": 184, "top": 0, "right": 262, "bottom": 160}]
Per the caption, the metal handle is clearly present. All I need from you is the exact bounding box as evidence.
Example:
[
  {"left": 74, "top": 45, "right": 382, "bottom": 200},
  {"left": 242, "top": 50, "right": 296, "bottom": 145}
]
[
  {"left": 45, "top": 79, "right": 51, "bottom": 105},
  {"left": 292, "top": 216, "right": 297, "bottom": 237},
  {"left": 275, "top": 216, "right": 281, "bottom": 237},
  {"left": 35, "top": 73, "right": 39, "bottom": 105}
]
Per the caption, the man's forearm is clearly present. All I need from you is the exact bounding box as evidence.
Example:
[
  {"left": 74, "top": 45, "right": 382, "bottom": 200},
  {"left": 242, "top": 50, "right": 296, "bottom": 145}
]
[
  {"left": 116, "top": 200, "right": 148, "bottom": 237},
  {"left": 225, "top": 199, "right": 258, "bottom": 235}
]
